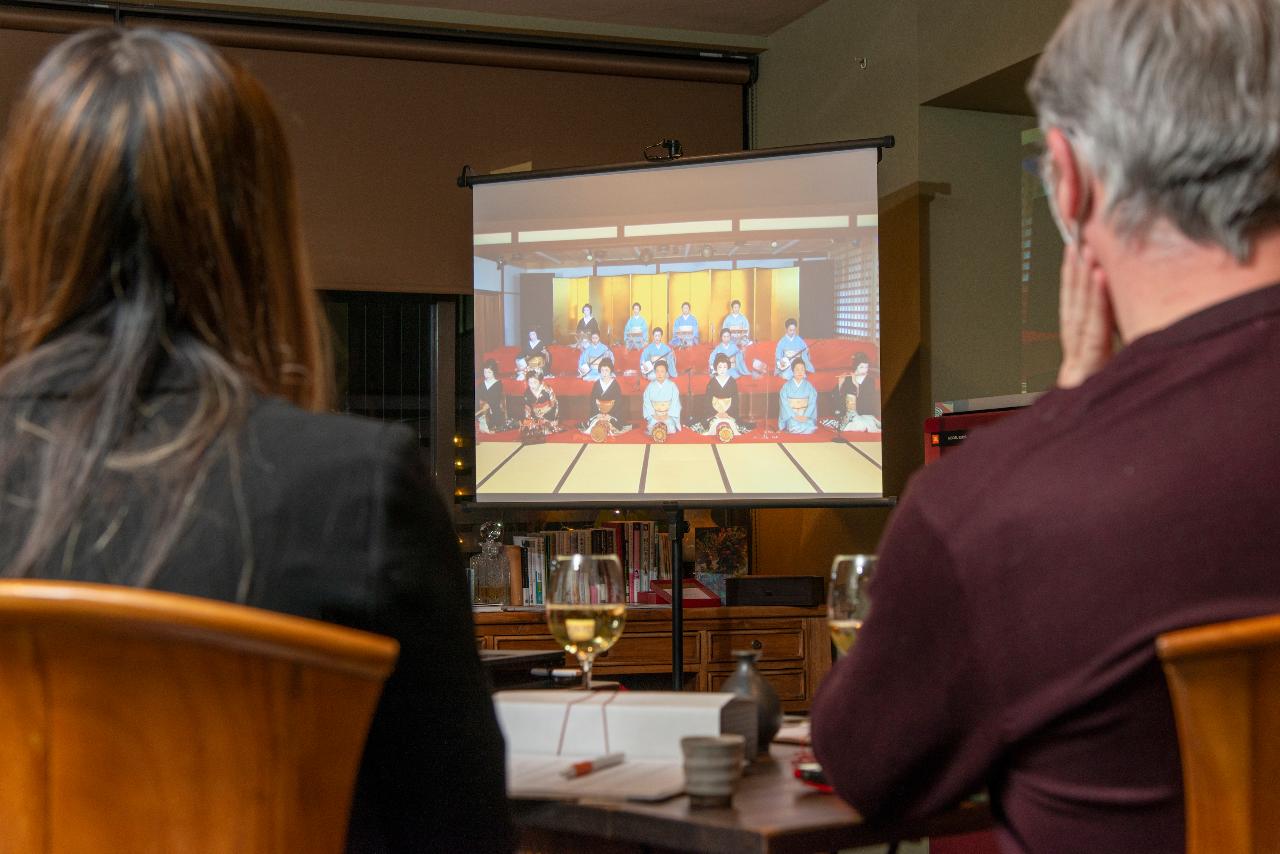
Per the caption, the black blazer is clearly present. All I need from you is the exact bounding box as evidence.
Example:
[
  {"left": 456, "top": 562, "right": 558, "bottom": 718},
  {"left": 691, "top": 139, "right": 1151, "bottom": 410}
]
[{"left": 0, "top": 384, "right": 513, "bottom": 853}]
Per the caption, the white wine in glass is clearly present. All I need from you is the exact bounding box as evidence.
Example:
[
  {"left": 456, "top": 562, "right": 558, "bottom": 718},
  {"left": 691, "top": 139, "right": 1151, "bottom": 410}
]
[
  {"left": 547, "top": 554, "right": 627, "bottom": 689},
  {"left": 828, "top": 554, "right": 876, "bottom": 657}
]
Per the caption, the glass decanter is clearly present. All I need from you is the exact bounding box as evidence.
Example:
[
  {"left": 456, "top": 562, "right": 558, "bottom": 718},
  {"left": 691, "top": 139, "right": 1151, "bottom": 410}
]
[{"left": 470, "top": 520, "right": 509, "bottom": 605}]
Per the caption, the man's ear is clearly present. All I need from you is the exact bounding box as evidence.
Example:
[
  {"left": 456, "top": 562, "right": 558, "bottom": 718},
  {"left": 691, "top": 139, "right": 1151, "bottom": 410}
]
[{"left": 1044, "top": 128, "right": 1092, "bottom": 229}]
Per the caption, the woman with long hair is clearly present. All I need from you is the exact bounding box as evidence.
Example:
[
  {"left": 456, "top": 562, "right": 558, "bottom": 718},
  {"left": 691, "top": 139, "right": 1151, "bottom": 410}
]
[{"left": 0, "top": 28, "right": 510, "bottom": 853}]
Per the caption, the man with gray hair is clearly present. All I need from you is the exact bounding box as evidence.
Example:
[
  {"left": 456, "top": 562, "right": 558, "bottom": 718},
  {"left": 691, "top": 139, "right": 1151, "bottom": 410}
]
[{"left": 811, "top": 1, "right": 1280, "bottom": 851}]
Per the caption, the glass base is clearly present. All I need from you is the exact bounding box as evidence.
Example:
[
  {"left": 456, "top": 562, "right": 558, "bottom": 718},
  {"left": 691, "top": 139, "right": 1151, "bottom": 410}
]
[{"left": 688, "top": 793, "right": 733, "bottom": 808}]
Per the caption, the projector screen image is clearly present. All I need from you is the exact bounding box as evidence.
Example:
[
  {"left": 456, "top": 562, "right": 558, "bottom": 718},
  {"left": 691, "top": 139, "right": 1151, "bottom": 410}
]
[{"left": 471, "top": 146, "right": 882, "bottom": 503}]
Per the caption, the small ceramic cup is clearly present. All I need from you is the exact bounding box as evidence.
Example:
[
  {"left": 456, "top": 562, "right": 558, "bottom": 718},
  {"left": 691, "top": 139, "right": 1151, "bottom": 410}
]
[{"left": 681, "top": 734, "right": 746, "bottom": 808}]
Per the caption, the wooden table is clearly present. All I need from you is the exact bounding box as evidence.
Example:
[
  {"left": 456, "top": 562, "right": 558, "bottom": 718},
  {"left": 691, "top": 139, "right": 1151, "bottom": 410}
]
[
  {"left": 479, "top": 648, "right": 568, "bottom": 690},
  {"left": 513, "top": 745, "right": 991, "bottom": 854}
]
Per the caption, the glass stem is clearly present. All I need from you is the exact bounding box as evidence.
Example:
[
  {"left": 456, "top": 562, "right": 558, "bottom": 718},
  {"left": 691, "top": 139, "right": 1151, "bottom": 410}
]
[{"left": 581, "top": 654, "right": 593, "bottom": 690}]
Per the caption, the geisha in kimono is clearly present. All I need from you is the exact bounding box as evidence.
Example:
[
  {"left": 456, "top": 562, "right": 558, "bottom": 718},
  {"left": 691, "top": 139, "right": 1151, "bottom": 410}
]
[
  {"left": 832, "top": 352, "right": 882, "bottom": 432},
  {"left": 475, "top": 359, "right": 514, "bottom": 433},
  {"left": 773, "top": 318, "right": 815, "bottom": 376},
  {"left": 642, "top": 359, "right": 681, "bottom": 441},
  {"left": 640, "top": 327, "right": 677, "bottom": 380},
  {"left": 576, "top": 331, "right": 613, "bottom": 381},
  {"left": 622, "top": 303, "right": 648, "bottom": 351},
  {"left": 778, "top": 361, "right": 818, "bottom": 434},
  {"left": 672, "top": 302, "right": 699, "bottom": 347},
  {"left": 520, "top": 372, "right": 561, "bottom": 441},
  {"left": 696, "top": 353, "right": 749, "bottom": 442},
  {"left": 581, "top": 359, "right": 631, "bottom": 441},
  {"left": 515, "top": 328, "right": 552, "bottom": 380},
  {"left": 708, "top": 327, "right": 751, "bottom": 378}
]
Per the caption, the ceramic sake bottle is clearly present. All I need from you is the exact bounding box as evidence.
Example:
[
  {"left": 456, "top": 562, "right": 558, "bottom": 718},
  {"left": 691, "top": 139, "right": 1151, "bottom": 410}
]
[{"left": 721, "top": 649, "right": 782, "bottom": 756}]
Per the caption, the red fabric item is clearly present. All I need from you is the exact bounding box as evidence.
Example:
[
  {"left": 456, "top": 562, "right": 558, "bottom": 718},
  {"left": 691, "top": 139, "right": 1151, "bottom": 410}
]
[
  {"left": 484, "top": 338, "right": 881, "bottom": 397},
  {"left": 476, "top": 425, "right": 879, "bottom": 445}
]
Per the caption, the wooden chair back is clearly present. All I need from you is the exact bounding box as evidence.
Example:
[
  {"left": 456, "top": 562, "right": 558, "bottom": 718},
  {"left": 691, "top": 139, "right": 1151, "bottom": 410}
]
[
  {"left": 0, "top": 579, "right": 398, "bottom": 854},
  {"left": 1157, "top": 613, "right": 1280, "bottom": 854}
]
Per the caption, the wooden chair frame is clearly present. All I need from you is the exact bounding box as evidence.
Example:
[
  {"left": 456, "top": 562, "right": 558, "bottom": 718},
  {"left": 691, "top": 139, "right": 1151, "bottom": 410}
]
[
  {"left": 0, "top": 579, "right": 397, "bottom": 854},
  {"left": 1158, "top": 613, "right": 1280, "bottom": 854}
]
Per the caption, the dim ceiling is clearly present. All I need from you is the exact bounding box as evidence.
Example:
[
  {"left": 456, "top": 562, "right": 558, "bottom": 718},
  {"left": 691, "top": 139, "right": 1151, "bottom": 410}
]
[
  {"left": 159, "top": 0, "right": 826, "bottom": 49},
  {"left": 351, "top": 0, "right": 827, "bottom": 37}
]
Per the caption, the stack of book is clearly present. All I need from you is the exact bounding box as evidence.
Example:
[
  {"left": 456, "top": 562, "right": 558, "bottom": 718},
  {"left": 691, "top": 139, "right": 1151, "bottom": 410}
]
[{"left": 504, "top": 522, "right": 673, "bottom": 606}]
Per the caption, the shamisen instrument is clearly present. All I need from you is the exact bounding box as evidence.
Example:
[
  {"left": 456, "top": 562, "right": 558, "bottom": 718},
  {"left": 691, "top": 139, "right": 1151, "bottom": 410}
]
[
  {"left": 776, "top": 345, "right": 810, "bottom": 373},
  {"left": 577, "top": 351, "right": 606, "bottom": 378},
  {"left": 640, "top": 348, "right": 672, "bottom": 376}
]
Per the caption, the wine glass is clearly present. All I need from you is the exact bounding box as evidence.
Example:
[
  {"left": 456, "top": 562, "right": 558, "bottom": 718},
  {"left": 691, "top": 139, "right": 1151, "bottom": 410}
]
[
  {"left": 547, "top": 554, "right": 627, "bottom": 689},
  {"left": 828, "top": 554, "right": 876, "bottom": 657}
]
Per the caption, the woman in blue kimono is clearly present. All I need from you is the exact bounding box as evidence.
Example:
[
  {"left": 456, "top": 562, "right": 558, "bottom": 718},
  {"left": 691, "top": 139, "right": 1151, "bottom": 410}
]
[
  {"left": 640, "top": 327, "right": 677, "bottom": 379},
  {"left": 708, "top": 328, "right": 750, "bottom": 378},
  {"left": 720, "top": 299, "right": 750, "bottom": 344},
  {"left": 642, "top": 359, "right": 682, "bottom": 438},
  {"left": 672, "top": 302, "right": 700, "bottom": 347},
  {"left": 623, "top": 302, "right": 648, "bottom": 350},
  {"left": 773, "top": 318, "right": 815, "bottom": 376},
  {"left": 577, "top": 331, "right": 613, "bottom": 380},
  {"left": 778, "top": 361, "right": 818, "bottom": 434}
]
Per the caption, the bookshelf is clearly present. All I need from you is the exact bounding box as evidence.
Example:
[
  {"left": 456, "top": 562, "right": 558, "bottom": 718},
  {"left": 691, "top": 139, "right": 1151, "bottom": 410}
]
[
  {"left": 456, "top": 505, "right": 753, "bottom": 586},
  {"left": 503, "top": 520, "right": 673, "bottom": 606}
]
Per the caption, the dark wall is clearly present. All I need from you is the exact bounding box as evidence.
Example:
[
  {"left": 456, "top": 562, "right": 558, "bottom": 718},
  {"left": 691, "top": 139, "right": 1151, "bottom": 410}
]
[
  {"left": 0, "top": 9, "right": 747, "bottom": 296},
  {"left": 518, "top": 273, "right": 555, "bottom": 344}
]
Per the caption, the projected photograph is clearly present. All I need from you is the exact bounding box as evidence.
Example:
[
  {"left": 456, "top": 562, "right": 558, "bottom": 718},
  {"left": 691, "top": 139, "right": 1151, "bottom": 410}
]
[{"left": 471, "top": 147, "right": 882, "bottom": 502}]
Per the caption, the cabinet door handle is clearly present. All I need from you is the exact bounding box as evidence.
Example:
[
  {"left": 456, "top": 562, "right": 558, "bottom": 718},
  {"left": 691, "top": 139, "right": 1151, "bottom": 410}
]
[{"left": 751, "top": 639, "right": 763, "bottom": 650}]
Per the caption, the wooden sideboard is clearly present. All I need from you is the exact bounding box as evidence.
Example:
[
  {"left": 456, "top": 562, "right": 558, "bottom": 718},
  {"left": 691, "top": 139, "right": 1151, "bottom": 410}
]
[{"left": 473, "top": 606, "right": 832, "bottom": 712}]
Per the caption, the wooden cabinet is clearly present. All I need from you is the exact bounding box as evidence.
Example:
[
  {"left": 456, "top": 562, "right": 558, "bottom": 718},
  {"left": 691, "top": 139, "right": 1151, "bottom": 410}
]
[{"left": 473, "top": 606, "right": 832, "bottom": 712}]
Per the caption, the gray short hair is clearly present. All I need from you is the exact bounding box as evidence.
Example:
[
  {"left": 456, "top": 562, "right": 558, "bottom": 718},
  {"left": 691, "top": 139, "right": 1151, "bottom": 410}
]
[{"left": 1028, "top": 0, "right": 1280, "bottom": 260}]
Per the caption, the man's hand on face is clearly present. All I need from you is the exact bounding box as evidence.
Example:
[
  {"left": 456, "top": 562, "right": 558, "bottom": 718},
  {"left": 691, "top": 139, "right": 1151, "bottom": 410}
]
[{"left": 1057, "top": 244, "right": 1115, "bottom": 389}]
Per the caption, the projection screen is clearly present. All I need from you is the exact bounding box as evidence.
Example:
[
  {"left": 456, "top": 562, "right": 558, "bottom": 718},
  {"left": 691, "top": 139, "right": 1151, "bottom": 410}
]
[{"left": 471, "top": 143, "right": 883, "bottom": 504}]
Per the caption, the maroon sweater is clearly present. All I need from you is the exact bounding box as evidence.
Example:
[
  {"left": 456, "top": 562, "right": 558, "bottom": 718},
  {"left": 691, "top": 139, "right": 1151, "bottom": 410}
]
[{"left": 812, "top": 283, "right": 1280, "bottom": 854}]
